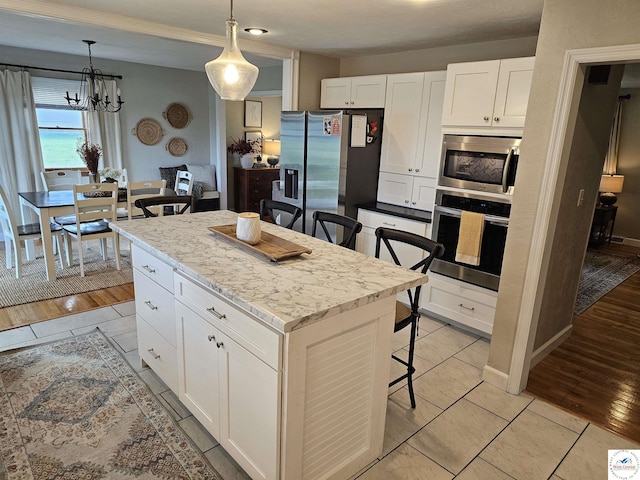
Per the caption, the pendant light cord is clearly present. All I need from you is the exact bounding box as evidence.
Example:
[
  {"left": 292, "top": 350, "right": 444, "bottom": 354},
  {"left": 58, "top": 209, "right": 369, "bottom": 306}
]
[{"left": 230, "top": 0, "right": 234, "bottom": 20}]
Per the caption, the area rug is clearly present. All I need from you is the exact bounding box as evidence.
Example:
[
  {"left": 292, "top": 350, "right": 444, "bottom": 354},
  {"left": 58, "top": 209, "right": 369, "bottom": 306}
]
[
  {"left": 574, "top": 251, "right": 640, "bottom": 315},
  {"left": 0, "top": 330, "right": 222, "bottom": 479},
  {"left": 0, "top": 242, "right": 133, "bottom": 308}
]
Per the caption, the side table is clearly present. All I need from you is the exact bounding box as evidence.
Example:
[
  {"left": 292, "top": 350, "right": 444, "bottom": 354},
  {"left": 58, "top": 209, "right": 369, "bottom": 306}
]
[{"left": 590, "top": 204, "right": 618, "bottom": 246}]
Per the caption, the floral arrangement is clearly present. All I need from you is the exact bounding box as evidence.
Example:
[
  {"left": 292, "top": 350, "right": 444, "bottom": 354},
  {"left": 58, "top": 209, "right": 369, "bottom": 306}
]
[
  {"left": 99, "top": 167, "right": 123, "bottom": 183},
  {"left": 227, "top": 136, "right": 260, "bottom": 155},
  {"left": 77, "top": 141, "right": 102, "bottom": 174}
]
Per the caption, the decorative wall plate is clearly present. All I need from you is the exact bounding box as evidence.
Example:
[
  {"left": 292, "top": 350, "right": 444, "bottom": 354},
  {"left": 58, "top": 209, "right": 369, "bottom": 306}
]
[
  {"left": 132, "top": 118, "right": 164, "bottom": 146},
  {"left": 166, "top": 137, "right": 188, "bottom": 157},
  {"left": 163, "top": 102, "right": 192, "bottom": 129}
]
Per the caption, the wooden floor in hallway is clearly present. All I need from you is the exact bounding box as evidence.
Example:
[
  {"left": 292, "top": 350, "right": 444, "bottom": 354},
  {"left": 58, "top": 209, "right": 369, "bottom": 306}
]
[{"left": 526, "top": 243, "right": 640, "bottom": 443}]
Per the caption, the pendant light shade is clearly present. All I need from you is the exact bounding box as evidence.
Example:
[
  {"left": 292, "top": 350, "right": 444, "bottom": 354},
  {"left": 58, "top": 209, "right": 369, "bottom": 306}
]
[{"left": 205, "top": 18, "right": 259, "bottom": 101}]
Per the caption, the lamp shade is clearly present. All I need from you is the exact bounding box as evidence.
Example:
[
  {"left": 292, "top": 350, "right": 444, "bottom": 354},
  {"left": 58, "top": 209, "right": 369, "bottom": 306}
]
[
  {"left": 599, "top": 174, "right": 624, "bottom": 193},
  {"left": 205, "top": 19, "right": 259, "bottom": 101},
  {"left": 262, "top": 139, "right": 281, "bottom": 156}
]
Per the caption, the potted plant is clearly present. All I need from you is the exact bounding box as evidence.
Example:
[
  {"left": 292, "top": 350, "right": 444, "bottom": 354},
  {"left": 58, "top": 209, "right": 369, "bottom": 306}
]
[
  {"left": 227, "top": 137, "right": 260, "bottom": 169},
  {"left": 77, "top": 141, "right": 102, "bottom": 182},
  {"left": 99, "top": 167, "right": 124, "bottom": 186}
]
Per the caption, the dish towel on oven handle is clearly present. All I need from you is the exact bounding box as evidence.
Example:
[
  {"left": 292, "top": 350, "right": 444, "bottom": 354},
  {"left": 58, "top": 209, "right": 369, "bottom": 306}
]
[{"left": 455, "top": 211, "right": 485, "bottom": 266}]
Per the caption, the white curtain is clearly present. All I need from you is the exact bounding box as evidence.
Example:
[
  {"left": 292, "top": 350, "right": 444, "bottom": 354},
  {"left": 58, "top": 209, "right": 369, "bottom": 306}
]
[
  {"left": 87, "top": 79, "right": 123, "bottom": 171},
  {"left": 0, "top": 69, "right": 44, "bottom": 219},
  {"left": 603, "top": 99, "right": 623, "bottom": 175}
]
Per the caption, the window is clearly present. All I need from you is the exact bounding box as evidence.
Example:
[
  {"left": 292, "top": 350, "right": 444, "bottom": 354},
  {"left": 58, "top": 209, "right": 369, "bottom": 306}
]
[{"left": 32, "top": 77, "right": 88, "bottom": 170}]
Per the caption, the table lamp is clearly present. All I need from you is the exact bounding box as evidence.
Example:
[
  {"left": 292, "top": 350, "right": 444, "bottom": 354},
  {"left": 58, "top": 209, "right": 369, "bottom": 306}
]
[
  {"left": 599, "top": 174, "right": 624, "bottom": 206},
  {"left": 263, "top": 139, "right": 281, "bottom": 167}
]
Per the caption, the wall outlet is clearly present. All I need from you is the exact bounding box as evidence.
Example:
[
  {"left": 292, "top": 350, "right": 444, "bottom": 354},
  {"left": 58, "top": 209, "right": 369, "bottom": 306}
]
[{"left": 577, "top": 189, "right": 585, "bottom": 207}]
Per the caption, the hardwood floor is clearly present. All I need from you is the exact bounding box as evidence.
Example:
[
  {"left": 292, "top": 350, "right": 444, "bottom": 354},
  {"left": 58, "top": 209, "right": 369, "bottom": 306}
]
[
  {"left": 0, "top": 283, "right": 135, "bottom": 332},
  {"left": 526, "top": 243, "right": 640, "bottom": 443}
]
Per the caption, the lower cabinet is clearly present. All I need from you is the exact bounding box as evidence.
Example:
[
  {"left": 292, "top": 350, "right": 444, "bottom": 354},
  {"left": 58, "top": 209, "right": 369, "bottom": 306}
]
[
  {"left": 175, "top": 287, "right": 280, "bottom": 480},
  {"left": 420, "top": 271, "right": 497, "bottom": 335}
]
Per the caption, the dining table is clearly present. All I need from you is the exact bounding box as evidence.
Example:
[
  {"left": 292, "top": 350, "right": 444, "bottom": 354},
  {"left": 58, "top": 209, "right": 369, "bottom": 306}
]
[{"left": 18, "top": 189, "right": 130, "bottom": 280}]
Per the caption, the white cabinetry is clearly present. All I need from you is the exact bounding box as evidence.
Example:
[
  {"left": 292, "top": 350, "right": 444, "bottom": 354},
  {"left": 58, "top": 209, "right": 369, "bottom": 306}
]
[
  {"left": 441, "top": 56, "right": 534, "bottom": 129},
  {"left": 357, "top": 209, "right": 431, "bottom": 264},
  {"left": 132, "top": 244, "right": 178, "bottom": 392},
  {"left": 320, "top": 75, "right": 387, "bottom": 109},
  {"left": 420, "top": 272, "right": 497, "bottom": 335},
  {"left": 175, "top": 273, "right": 280, "bottom": 480},
  {"left": 377, "top": 173, "right": 435, "bottom": 211},
  {"left": 378, "top": 71, "right": 446, "bottom": 212}
]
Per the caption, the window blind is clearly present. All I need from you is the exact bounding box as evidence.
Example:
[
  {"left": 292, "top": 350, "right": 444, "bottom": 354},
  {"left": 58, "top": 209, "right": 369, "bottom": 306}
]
[{"left": 32, "top": 76, "right": 82, "bottom": 109}]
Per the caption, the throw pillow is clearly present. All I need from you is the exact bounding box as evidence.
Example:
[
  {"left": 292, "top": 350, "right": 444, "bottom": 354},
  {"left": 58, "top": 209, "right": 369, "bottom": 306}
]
[
  {"left": 159, "top": 164, "right": 187, "bottom": 190},
  {"left": 191, "top": 181, "right": 205, "bottom": 200},
  {"left": 187, "top": 164, "right": 217, "bottom": 191}
]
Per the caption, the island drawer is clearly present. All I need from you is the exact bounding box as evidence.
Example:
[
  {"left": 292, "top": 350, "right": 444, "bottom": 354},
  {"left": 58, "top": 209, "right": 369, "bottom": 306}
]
[
  {"left": 358, "top": 209, "right": 428, "bottom": 235},
  {"left": 133, "top": 268, "right": 177, "bottom": 346},
  {"left": 132, "top": 244, "right": 174, "bottom": 292},
  {"left": 137, "top": 315, "right": 178, "bottom": 392},
  {"left": 175, "top": 273, "right": 281, "bottom": 369}
]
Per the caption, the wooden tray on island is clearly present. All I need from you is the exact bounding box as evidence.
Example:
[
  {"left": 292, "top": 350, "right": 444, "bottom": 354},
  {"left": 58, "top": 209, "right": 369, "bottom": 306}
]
[{"left": 208, "top": 225, "right": 312, "bottom": 262}]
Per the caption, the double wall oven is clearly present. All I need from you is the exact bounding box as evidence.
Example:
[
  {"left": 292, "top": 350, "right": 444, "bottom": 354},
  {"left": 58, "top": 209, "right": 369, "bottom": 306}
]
[{"left": 431, "top": 135, "right": 520, "bottom": 291}]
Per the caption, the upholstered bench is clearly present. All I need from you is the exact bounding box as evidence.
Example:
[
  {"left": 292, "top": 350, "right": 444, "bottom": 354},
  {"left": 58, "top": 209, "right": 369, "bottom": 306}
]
[{"left": 159, "top": 164, "right": 220, "bottom": 212}]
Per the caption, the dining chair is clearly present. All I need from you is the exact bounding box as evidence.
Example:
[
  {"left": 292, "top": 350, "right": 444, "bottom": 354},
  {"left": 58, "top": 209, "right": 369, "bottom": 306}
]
[
  {"left": 259, "top": 199, "right": 302, "bottom": 230},
  {"left": 175, "top": 170, "right": 194, "bottom": 196},
  {"left": 42, "top": 170, "right": 85, "bottom": 228},
  {"left": 0, "top": 185, "right": 66, "bottom": 278},
  {"left": 311, "top": 211, "right": 362, "bottom": 250},
  {"left": 41, "top": 170, "right": 83, "bottom": 191},
  {"left": 374, "top": 227, "right": 444, "bottom": 408},
  {"left": 126, "top": 180, "right": 167, "bottom": 220},
  {"left": 62, "top": 183, "right": 121, "bottom": 277},
  {"left": 135, "top": 195, "right": 193, "bottom": 217}
]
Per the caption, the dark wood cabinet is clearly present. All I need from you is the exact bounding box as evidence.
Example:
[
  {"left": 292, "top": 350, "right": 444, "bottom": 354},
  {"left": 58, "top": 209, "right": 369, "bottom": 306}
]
[{"left": 234, "top": 167, "right": 280, "bottom": 213}]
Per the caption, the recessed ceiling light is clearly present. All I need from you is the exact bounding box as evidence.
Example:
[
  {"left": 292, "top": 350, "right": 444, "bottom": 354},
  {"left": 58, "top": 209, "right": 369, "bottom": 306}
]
[{"left": 245, "top": 27, "right": 268, "bottom": 35}]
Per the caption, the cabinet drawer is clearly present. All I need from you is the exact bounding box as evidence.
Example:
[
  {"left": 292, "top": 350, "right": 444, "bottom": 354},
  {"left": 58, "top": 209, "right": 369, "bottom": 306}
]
[
  {"left": 137, "top": 315, "right": 178, "bottom": 392},
  {"left": 422, "top": 273, "right": 496, "bottom": 334},
  {"left": 132, "top": 244, "right": 174, "bottom": 292},
  {"left": 175, "top": 273, "right": 281, "bottom": 369},
  {"left": 133, "top": 269, "right": 177, "bottom": 346},
  {"left": 358, "top": 209, "right": 428, "bottom": 235}
]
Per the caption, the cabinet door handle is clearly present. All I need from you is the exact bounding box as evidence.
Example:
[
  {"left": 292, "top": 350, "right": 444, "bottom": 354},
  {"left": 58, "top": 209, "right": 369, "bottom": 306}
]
[
  {"left": 404, "top": 200, "right": 410, "bottom": 204},
  {"left": 415, "top": 168, "right": 420, "bottom": 172},
  {"left": 206, "top": 307, "right": 226, "bottom": 320},
  {"left": 208, "top": 335, "right": 216, "bottom": 342},
  {"left": 216, "top": 341, "right": 224, "bottom": 349},
  {"left": 411, "top": 201, "right": 417, "bottom": 205},
  {"left": 147, "top": 348, "right": 160, "bottom": 359},
  {"left": 350, "top": 101, "right": 354, "bottom": 104},
  {"left": 142, "top": 265, "right": 156, "bottom": 273},
  {"left": 344, "top": 101, "right": 349, "bottom": 105},
  {"left": 382, "top": 222, "right": 396, "bottom": 227},
  {"left": 408, "top": 168, "right": 413, "bottom": 172},
  {"left": 144, "top": 300, "right": 158, "bottom": 310},
  {"left": 494, "top": 116, "right": 500, "bottom": 122},
  {"left": 483, "top": 116, "right": 490, "bottom": 122},
  {"left": 458, "top": 303, "right": 475, "bottom": 312}
]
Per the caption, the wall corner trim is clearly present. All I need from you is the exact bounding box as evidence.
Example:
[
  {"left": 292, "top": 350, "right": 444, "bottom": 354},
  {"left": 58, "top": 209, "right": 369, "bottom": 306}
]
[{"left": 482, "top": 365, "right": 509, "bottom": 391}]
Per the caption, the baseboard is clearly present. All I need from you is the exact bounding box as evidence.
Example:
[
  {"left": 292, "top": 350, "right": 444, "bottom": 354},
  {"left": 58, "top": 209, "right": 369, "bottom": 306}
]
[
  {"left": 530, "top": 324, "right": 573, "bottom": 368},
  {"left": 622, "top": 237, "right": 640, "bottom": 247},
  {"left": 482, "top": 365, "right": 509, "bottom": 391}
]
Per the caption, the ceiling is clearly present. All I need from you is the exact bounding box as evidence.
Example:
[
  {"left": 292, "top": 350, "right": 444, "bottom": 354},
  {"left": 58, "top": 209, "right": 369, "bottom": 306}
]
[{"left": 0, "top": 0, "right": 545, "bottom": 71}]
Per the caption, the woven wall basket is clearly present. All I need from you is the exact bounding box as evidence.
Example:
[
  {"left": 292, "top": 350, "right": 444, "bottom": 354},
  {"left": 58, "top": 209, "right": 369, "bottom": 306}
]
[
  {"left": 163, "top": 102, "right": 192, "bottom": 129},
  {"left": 166, "top": 137, "right": 188, "bottom": 156},
  {"left": 132, "top": 118, "right": 165, "bottom": 146}
]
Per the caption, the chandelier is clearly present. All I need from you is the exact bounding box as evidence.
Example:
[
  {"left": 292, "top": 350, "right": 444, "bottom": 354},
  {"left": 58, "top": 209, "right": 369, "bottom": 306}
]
[
  {"left": 64, "top": 40, "right": 124, "bottom": 113},
  {"left": 204, "top": 0, "right": 259, "bottom": 101}
]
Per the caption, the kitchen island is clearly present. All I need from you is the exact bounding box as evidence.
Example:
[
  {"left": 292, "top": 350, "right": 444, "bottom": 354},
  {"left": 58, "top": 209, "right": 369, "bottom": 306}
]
[{"left": 111, "top": 210, "right": 427, "bottom": 480}]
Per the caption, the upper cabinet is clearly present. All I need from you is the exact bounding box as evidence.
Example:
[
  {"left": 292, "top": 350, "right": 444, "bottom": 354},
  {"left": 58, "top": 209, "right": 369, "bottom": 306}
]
[
  {"left": 441, "top": 57, "right": 535, "bottom": 129},
  {"left": 320, "top": 75, "right": 387, "bottom": 109}
]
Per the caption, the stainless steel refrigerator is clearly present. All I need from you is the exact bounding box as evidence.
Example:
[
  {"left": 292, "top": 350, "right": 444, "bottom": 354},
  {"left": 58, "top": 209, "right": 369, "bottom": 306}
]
[{"left": 273, "top": 110, "right": 383, "bottom": 239}]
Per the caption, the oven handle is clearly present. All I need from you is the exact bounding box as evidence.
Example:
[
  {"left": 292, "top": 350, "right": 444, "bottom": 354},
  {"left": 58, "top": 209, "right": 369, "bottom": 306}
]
[
  {"left": 434, "top": 205, "right": 509, "bottom": 226},
  {"left": 501, "top": 148, "right": 515, "bottom": 193}
]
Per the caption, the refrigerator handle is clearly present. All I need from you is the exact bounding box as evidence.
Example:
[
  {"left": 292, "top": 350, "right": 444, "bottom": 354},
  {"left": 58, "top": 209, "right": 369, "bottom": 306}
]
[{"left": 284, "top": 168, "right": 299, "bottom": 199}]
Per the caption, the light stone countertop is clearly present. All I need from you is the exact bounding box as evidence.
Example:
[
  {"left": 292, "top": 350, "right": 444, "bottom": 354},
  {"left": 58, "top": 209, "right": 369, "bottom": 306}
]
[{"left": 111, "top": 210, "right": 427, "bottom": 334}]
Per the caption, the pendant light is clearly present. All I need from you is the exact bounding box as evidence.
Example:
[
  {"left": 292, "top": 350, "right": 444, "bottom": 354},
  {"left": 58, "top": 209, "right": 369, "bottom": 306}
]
[{"left": 205, "top": 0, "right": 259, "bottom": 101}]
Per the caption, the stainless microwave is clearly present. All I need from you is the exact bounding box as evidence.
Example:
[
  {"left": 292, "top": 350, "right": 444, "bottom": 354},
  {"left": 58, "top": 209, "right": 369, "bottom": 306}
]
[{"left": 438, "top": 134, "right": 521, "bottom": 194}]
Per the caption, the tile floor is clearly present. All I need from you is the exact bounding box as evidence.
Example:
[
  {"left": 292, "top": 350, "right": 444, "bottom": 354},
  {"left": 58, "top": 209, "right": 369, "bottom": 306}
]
[{"left": 1, "top": 304, "right": 637, "bottom": 480}]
